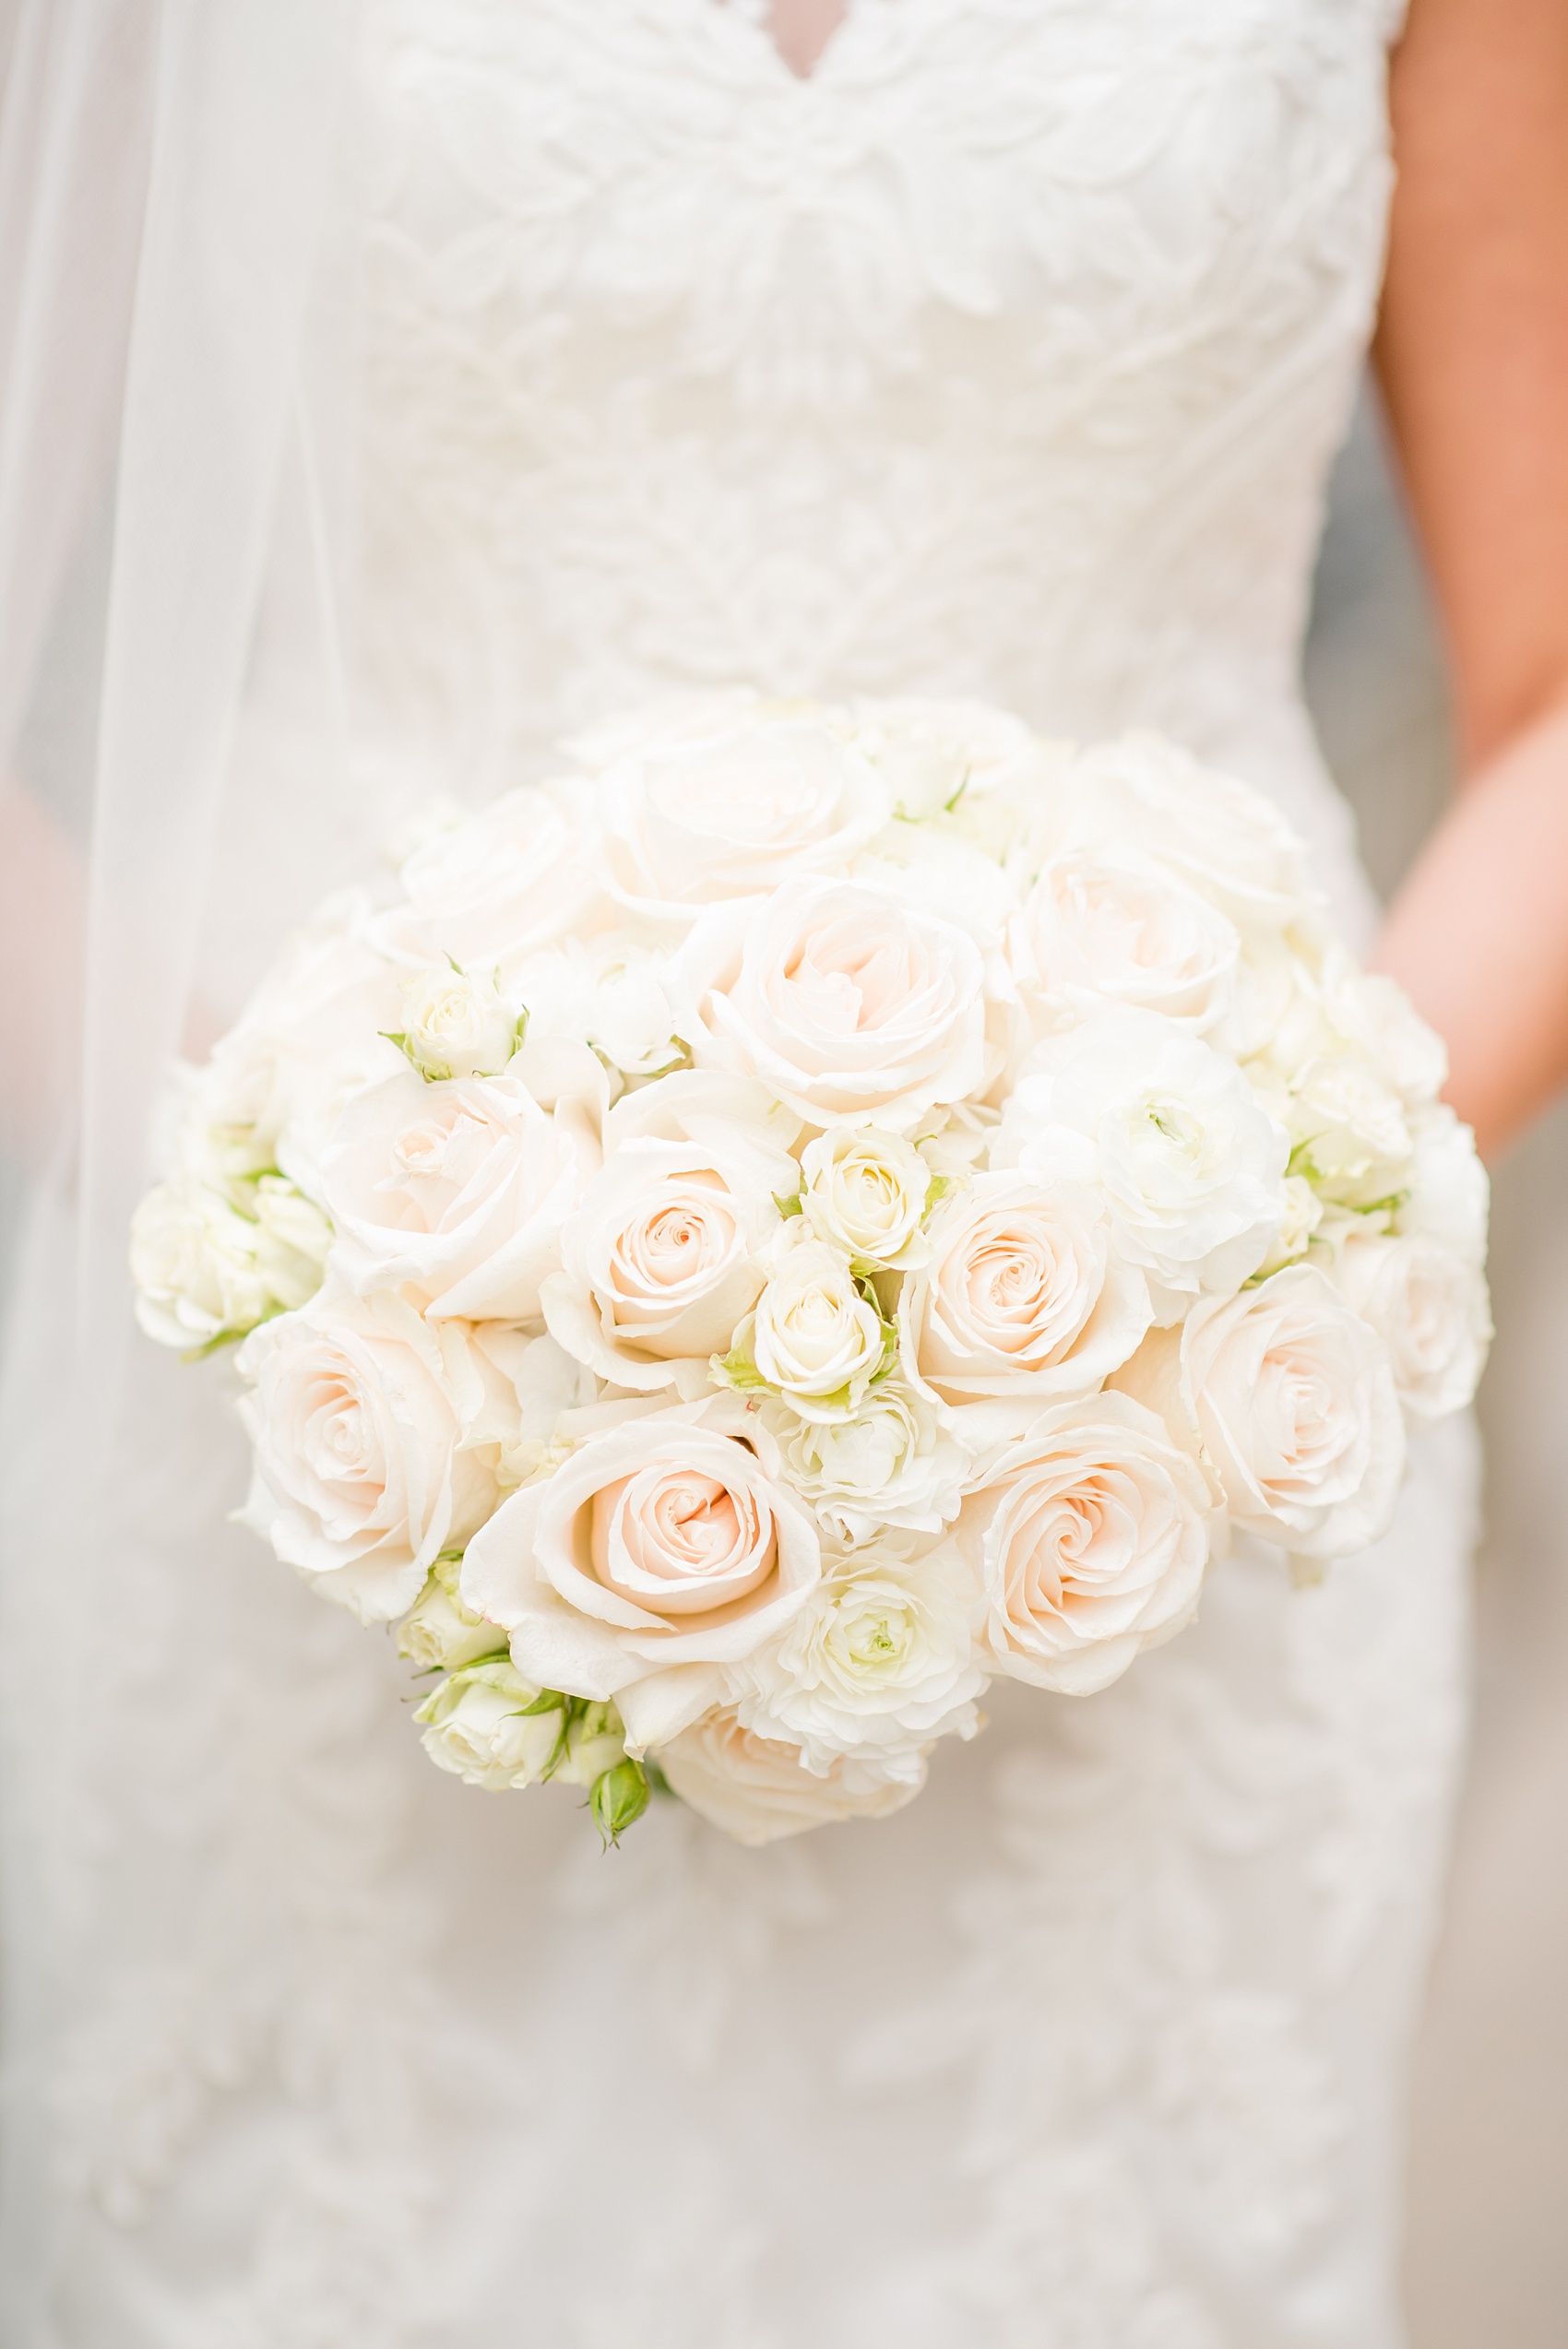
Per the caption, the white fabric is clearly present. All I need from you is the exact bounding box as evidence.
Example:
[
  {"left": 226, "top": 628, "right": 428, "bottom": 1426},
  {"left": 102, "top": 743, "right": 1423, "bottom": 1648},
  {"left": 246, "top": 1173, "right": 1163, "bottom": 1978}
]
[{"left": 0, "top": 3, "right": 1478, "bottom": 2343}]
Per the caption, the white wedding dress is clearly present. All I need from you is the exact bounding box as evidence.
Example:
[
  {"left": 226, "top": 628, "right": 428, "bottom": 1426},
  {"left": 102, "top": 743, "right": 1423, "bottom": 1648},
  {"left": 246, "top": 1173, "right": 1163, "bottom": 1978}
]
[{"left": 0, "top": 4, "right": 1479, "bottom": 2343}]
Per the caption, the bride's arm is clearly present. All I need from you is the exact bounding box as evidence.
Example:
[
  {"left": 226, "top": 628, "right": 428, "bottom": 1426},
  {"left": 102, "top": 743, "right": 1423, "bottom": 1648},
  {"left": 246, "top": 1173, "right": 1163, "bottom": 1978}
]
[{"left": 1371, "top": 0, "right": 1568, "bottom": 1162}]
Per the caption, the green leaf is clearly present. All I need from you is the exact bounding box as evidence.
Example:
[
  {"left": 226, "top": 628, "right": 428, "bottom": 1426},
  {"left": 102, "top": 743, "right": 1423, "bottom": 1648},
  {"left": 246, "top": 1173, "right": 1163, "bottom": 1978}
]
[
  {"left": 1354, "top": 1189, "right": 1410, "bottom": 1219},
  {"left": 517, "top": 1688, "right": 571, "bottom": 1718},
  {"left": 710, "top": 1345, "right": 772, "bottom": 1395},
  {"left": 773, "top": 1188, "right": 804, "bottom": 1218}
]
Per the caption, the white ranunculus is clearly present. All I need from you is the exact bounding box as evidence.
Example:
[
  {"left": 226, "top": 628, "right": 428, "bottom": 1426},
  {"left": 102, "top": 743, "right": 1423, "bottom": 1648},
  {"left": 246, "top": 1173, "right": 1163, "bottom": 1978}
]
[
  {"left": 372, "top": 786, "right": 610, "bottom": 976},
  {"left": 679, "top": 876, "right": 988, "bottom": 1131},
  {"left": 1335, "top": 1230, "right": 1491, "bottom": 1422},
  {"left": 1278, "top": 1051, "right": 1412, "bottom": 1207},
  {"left": 799, "top": 1124, "right": 933, "bottom": 1269},
  {"left": 955, "top": 1391, "right": 1213, "bottom": 1695},
  {"left": 740, "top": 1235, "right": 890, "bottom": 1421},
  {"left": 395, "top": 963, "right": 521, "bottom": 1082},
  {"left": 1013, "top": 852, "right": 1240, "bottom": 1036},
  {"left": 459, "top": 1397, "right": 822, "bottom": 1750},
  {"left": 237, "top": 1289, "right": 500, "bottom": 1622},
  {"left": 600, "top": 720, "right": 890, "bottom": 923},
  {"left": 1397, "top": 1102, "right": 1490, "bottom": 1268},
  {"left": 541, "top": 1133, "right": 792, "bottom": 1392},
  {"left": 416, "top": 1660, "right": 564, "bottom": 1790},
  {"left": 1117, "top": 1262, "right": 1406, "bottom": 1561},
  {"left": 734, "top": 1538, "right": 984, "bottom": 1778},
  {"left": 319, "top": 1069, "right": 594, "bottom": 1322},
  {"left": 131, "top": 1177, "right": 273, "bottom": 1349},
  {"left": 901, "top": 1171, "right": 1151, "bottom": 1404},
  {"left": 759, "top": 1379, "right": 970, "bottom": 1544},
  {"left": 657, "top": 1707, "right": 921, "bottom": 1844},
  {"left": 995, "top": 1009, "right": 1288, "bottom": 1319},
  {"left": 1059, "top": 733, "right": 1311, "bottom": 924},
  {"left": 398, "top": 1554, "right": 510, "bottom": 1673}
]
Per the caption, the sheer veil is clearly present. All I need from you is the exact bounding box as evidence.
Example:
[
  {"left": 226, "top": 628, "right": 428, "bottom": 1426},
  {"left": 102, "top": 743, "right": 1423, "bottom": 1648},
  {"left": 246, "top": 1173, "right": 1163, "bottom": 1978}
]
[{"left": 0, "top": 5, "right": 358, "bottom": 2327}]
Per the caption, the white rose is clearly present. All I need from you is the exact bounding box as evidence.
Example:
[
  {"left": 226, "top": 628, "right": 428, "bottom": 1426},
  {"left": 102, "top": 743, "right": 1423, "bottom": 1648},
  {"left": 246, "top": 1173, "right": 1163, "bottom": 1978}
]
[
  {"left": 459, "top": 1398, "right": 822, "bottom": 1750},
  {"left": 600, "top": 720, "right": 890, "bottom": 923},
  {"left": 738, "top": 1235, "right": 891, "bottom": 1421},
  {"left": 851, "top": 825, "right": 1022, "bottom": 963},
  {"left": 1013, "top": 853, "right": 1240, "bottom": 1036},
  {"left": 459, "top": 1326, "right": 601, "bottom": 1488},
  {"left": 845, "top": 696, "right": 1037, "bottom": 822},
  {"left": 798, "top": 1124, "right": 936, "bottom": 1271},
  {"left": 237, "top": 1289, "right": 501, "bottom": 1622},
  {"left": 901, "top": 1171, "right": 1151, "bottom": 1405},
  {"left": 734, "top": 1538, "right": 984, "bottom": 1777},
  {"left": 394, "top": 964, "right": 522, "bottom": 1082},
  {"left": 500, "top": 935, "right": 684, "bottom": 1087},
  {"left": 955, "top": 1391, "right": 1213, "bottom": 1695},
  {"left": 178, "top": 901, "right": 403, "bottom": 1210},
  {"left": 415, "top": 1664, "right": 625, "bottom": 1792},
  {"left": 1335, "top": 1230, "right": 1491, "bottom": 1422},
  {"left": 679, "top": 877, "right": 988, "bottom": 1131},
  {"left": 131, "top": 1178, "right": 272, "bottom": 1348},
  {"left": 601, "top": 1065, "right": 803, "bottom": 1158},
  {"left": 398, "top": 1555, "right": 510, "bottom": 1673},
  {"left": 1397, "top": 1102, "right": 1490, "bottom": 1268},
  {"left": 1317, "top": 952, "right": 1449, "bottom": 1106},
  {"left": 759, "top": 1379, "right": 969, "bottom": 1544},
  {"left": 657, "top": 1707, "right": 921, "bottom": 1845},
  {"left": 1116, "top": 1263, "right": 1406, "bottom": 1561},
  {"left": 1059, "top": 734, "right": 1311, "bottom": 923},
  {"left": 415, "top": 1660, "right": 564, "bottom": 1790},
  {"left": 541, "top": 1132, "right": 793, "bottom": 1392},
  {"left": 576, "top": 939, "right": 683, "bottom": 1076},
  {"left": 995, "top": 1009, "right": 1288, "bottom": 1319},
  {"left": 371, "top": 786, "right": 609, "bottom": 975},
  {"left": 319, "top": 1069, "right": 594, "bottom": 1322},
  {"left": 849, "top": 707, "right": 978, "bottom": 819}
]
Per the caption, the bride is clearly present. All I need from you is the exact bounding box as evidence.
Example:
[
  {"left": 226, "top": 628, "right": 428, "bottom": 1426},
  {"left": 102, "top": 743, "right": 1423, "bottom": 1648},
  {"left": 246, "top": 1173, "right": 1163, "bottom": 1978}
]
[{"left": 0, "top": 1, "right": 1563, "bottom": 2341}]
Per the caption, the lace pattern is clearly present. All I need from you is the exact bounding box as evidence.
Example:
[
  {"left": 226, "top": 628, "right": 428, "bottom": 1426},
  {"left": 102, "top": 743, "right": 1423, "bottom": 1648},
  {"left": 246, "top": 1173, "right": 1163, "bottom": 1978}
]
[{"left": 0, "top": 6, "right": 1475, "bottom": 2343}]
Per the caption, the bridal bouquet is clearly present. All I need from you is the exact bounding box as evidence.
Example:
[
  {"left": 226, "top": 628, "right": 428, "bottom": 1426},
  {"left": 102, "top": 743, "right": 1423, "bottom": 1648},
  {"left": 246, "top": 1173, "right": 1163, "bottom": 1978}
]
[{"left": 131, "top": 696, "right": 1491, "bottom": 1845}]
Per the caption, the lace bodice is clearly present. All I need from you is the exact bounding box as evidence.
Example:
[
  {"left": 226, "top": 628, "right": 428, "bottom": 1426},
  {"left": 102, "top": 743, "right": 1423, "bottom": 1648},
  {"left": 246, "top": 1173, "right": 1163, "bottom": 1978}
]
[
  {"left": 350, "top": 0, "right": 1397, "bottom": 927},
  {"left": 2, "top": 9, "right": 1481, "bottom": 2347}
]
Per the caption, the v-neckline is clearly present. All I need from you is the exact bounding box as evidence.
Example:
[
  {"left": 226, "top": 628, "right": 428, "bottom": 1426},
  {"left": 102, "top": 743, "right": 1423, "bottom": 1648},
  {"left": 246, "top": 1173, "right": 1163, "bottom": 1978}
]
[{"left": 719, "top": 0, "right": 858, "bottom": 88}]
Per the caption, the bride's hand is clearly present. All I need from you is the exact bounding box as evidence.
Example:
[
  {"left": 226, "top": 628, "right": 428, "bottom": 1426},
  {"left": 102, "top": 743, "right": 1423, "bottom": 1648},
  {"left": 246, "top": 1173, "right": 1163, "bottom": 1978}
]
[{"left": 1371, "top": 0, "right": 1568, "bottom": 1163}]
